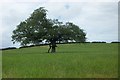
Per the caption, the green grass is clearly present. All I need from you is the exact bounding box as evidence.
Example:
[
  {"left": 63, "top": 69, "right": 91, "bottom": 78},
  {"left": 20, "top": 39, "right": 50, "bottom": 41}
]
[{"left": 2, "top": 43, "right": 118, "bottom": 78}]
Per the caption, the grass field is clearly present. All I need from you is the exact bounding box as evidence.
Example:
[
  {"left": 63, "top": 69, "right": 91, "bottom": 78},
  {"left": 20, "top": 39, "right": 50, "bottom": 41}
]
[{"left": 2, "top": 43, "right": 118, "bottom": 78}]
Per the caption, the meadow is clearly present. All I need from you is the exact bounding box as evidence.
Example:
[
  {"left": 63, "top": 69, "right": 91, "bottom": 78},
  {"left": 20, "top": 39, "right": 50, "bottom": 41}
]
[{"left": 2, "top": 43, "right": 118, "bottom": 78}]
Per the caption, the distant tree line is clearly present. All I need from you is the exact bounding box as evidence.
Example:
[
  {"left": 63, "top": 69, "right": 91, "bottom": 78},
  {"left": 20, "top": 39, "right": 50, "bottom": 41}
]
[
  {"left": 0, "top": 47, "right": 16, "bottom": 50},
  {"left": 111, "top": 41, "right": 120, "bottom": 43},
  {"left": 91, "top": 41, "right": 106, "bottom": 43},
  {"left": 1, "top": 41, "right": 120, "bottom": 51}
]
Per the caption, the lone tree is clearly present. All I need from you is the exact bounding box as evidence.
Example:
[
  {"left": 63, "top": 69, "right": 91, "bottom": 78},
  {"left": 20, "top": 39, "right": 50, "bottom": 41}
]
[{"left": 12, "top": 7, "right": 86, "bottom": 53}]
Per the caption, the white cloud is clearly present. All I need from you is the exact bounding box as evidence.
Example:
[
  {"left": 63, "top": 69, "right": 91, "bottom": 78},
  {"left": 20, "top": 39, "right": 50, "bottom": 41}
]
[
  {"left": 0, "top": 0, "right": 48, "bottom": 3},
  {"left": 67, "top": 2, "right": 118, "bottom": 42},
  {"left": 48, "top": 0, "right": 119, "bottom": 2}
]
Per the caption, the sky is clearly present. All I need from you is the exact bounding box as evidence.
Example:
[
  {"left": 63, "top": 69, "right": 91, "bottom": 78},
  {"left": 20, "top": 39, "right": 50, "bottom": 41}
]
[{"left": 0, "top": 0, "right": 119, "bottom": 48}]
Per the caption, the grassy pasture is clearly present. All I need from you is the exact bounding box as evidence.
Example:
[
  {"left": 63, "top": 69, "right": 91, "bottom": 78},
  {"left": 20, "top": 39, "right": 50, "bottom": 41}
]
[{"left": 2, "top": 43, "right": 118, "bottom": 78}]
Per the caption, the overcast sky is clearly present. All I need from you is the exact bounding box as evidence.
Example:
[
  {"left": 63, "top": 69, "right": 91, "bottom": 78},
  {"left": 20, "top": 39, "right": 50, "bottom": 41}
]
[{"left": 0, "top": 0, "right": 119, "bottom": 48}]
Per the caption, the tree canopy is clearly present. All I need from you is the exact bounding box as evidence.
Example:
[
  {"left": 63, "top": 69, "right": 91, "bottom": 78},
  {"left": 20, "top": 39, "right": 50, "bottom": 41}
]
[{"left": 12, "top": 7, "right": 86, "bottom": 53}]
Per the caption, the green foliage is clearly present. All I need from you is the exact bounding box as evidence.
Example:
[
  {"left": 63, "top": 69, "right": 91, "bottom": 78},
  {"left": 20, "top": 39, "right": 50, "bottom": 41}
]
[
  {"left": 12, "top": 7, "right": 86, "bottom": 46},
  {"left": 2, "top": 43, "right": 118, "bottom": 78}
]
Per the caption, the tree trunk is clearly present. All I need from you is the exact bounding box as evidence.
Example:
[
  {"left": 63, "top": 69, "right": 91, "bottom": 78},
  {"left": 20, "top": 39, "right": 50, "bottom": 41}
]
[
  {"left": 51, "top": 46, "right": 56, "bottom": 53},
  {"left": 51, "top": 41, "right": 57, "bottom": 53}
]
